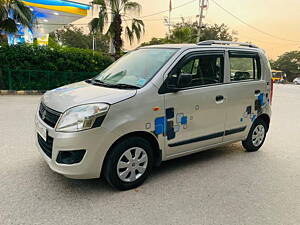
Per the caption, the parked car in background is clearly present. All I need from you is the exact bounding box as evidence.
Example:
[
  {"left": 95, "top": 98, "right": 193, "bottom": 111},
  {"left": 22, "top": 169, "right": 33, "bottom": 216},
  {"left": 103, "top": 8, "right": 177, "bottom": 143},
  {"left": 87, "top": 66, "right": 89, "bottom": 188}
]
[
  {"left": 293, "top": 77, "right": 300, "bottom": 85},
  {"left": 35, "top": 40, "right": 273, "bottom": 190}
]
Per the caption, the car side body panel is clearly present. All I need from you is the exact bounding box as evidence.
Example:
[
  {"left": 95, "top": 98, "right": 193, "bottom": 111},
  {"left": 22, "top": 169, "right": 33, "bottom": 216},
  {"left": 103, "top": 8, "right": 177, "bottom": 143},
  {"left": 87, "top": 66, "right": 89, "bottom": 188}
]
[{"left": 35, "top": 43, "right": 272, "bottom": 179}]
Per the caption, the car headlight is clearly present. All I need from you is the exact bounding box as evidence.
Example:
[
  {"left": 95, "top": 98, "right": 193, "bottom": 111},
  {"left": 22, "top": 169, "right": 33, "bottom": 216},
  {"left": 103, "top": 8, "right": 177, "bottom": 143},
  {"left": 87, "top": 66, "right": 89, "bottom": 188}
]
[{"left": 56, "top": 103, "right": 110, "bottom": 132}]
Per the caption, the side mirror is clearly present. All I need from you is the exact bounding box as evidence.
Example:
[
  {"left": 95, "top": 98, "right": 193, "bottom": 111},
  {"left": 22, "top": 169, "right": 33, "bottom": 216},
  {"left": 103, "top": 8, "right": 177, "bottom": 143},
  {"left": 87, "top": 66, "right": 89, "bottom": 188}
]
[
  {"left": 167, "top": 73, "right": 193, "bottom": 92},
  {"left": 177, "top": 73, "right": 193, "bottom": 88}
]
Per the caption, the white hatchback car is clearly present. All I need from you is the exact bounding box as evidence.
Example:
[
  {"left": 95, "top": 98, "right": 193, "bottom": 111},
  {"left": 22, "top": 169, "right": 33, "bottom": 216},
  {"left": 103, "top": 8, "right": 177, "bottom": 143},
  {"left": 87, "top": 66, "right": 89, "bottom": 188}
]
[
  {"left": 35, "top": 41, "right": 272, "bottom": 190},
  {"left": 293, "top": 77, "right": 300, "bottom": 85}
]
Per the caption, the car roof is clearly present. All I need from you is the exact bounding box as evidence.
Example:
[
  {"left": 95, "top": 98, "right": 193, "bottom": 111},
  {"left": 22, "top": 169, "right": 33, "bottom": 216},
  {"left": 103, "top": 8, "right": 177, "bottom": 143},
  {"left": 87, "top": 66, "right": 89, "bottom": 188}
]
[
  {"left": 140, "top": 41, "right": 264, "bottom": 53},
  {"left": 141, "top": 44, "right": 196, "bottom": 49}
]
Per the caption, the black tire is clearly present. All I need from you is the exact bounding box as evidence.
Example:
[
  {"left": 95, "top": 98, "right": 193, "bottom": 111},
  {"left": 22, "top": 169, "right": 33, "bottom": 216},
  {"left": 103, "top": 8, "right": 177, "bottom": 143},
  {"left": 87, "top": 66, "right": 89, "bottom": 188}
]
[
  {"left": 242, "top": 118, "right": 267, "bottom": 152},
  {"left": 103, "top": 137, "right": 154, "bottom": 191}
]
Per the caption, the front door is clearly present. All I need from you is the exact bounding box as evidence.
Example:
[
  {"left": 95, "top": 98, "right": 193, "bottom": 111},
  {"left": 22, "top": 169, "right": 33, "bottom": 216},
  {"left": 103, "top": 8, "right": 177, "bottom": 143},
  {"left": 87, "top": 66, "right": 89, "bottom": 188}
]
[{"left": 161, "top": 51, "right": 227, "bottom": 157}]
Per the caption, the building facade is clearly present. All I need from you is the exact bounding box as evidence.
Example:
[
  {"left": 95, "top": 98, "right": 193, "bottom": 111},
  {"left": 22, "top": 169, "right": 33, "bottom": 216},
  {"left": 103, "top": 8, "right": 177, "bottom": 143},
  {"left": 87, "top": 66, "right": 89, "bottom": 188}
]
[{"left": 8, "top": 0, "right": 90, "bottom": 45}]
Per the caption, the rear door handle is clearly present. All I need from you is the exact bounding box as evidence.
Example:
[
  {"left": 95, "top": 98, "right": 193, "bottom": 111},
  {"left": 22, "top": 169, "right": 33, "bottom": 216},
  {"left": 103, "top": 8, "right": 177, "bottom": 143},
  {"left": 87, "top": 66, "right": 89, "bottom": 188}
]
[
  {"left": 255, "top": 90, "right": 260, "bottom": 96},
  {"left": 216, "top": 95, "right": 224, "bottom": 104}
]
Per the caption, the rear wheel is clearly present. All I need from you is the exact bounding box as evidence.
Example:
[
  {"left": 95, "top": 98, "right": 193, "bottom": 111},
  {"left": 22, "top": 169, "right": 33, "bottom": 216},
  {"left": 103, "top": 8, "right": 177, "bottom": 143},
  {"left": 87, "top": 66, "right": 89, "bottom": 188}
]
[
  {"left": 242, "top": 118, "right": 267, "bottom": 152},
  {"left": 103, "top": 137, "right": 153, "bottom": 190}
]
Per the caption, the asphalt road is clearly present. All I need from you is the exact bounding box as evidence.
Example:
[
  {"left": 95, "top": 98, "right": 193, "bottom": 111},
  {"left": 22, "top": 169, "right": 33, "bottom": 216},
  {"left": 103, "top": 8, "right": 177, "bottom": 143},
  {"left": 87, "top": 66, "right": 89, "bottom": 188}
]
[{"left": 0, "top": 84, "right": 299, "bottom": 225}]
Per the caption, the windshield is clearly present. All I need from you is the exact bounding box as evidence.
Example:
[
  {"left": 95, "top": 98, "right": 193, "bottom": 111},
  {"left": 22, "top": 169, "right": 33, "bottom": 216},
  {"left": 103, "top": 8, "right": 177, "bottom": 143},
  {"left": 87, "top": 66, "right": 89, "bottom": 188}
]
[
  {"left": 94, "top": 48, "right": 178, "bottom": 88},
  {"left": 272, "top": 72, "right": 282, "bottom": 78}
]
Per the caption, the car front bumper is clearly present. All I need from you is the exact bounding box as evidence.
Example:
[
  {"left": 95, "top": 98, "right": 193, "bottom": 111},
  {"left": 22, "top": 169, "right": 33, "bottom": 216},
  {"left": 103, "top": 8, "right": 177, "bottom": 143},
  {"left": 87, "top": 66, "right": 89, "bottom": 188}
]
[{"left": 34, "top": 112, "right": 113, "bottom": 179}]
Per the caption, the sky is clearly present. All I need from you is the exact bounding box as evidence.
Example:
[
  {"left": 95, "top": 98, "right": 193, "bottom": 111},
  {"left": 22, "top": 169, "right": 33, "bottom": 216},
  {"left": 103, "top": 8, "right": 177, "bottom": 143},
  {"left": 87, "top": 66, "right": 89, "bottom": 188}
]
[{"left": 76, "top": 0, "right": 300, "bottom": 59}]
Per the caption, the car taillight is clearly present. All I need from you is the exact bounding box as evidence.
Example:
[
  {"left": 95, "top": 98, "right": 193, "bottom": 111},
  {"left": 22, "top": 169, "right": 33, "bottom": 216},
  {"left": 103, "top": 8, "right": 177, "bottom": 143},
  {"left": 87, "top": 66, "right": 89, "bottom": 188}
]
[{"left": 270, "top": 79, "right": 274, "bottom": 104}]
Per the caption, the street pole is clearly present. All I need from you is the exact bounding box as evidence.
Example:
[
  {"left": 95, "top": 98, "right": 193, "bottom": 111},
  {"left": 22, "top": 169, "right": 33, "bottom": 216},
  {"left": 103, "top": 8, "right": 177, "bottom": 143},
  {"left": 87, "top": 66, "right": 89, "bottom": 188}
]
[
  {"left": 168, "top": 9, "right": 171, "bottom": 35},
  {"left": 168, "top": 0, "right": 172, "bottom": 36},
  {"left": 91, "top": 2, "right": 95, "bottom": 54},
  {"left": 93, "top": 36, "right": 95, "bottom": 52},
  {"left": 197, "top": 0, "right": 207, "bottom": 42}
]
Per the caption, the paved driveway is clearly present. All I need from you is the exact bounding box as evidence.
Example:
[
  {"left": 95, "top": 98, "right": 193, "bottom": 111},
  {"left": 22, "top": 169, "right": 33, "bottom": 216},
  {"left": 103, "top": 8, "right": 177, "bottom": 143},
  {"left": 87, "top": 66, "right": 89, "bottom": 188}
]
[{"left": 0, "top": 84, "right": 299, "bottom": 225}]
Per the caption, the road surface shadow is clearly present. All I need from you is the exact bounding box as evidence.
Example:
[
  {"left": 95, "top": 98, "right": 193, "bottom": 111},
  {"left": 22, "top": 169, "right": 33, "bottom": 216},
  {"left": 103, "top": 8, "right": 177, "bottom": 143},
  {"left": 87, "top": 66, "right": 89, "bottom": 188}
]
[
  {"left": 39, "top": 142, "right": 245, "bottom": 193},
  {"left": 152, "top": 143, "right": 244, "bottom": 176}
]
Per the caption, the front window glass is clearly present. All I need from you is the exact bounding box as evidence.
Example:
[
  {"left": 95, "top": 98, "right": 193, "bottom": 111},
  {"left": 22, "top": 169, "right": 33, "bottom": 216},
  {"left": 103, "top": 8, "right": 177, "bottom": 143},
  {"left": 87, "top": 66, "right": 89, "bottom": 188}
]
[
  {"left": 180, "top": 58, "right": 199, "bottom": 75},
  {"left": 168, "top": 54, "right": 224, "bottom": 88},
  {"left": 94, "top": 48, "right": 178, "bottom": 88}
]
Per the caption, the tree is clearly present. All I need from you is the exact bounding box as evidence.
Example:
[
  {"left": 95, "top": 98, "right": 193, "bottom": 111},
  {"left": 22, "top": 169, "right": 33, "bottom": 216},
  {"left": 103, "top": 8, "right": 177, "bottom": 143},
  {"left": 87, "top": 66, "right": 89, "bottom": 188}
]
[
  {"left": 272, "top": 51, "right": 300, "bottom": 81},
  {"left": 89, "top": 0, "right": 145, "bottom": 58},
  {"left": 141, "top": 19, "right": 237, "bottom": 46},
  {"left": 50, "top": 26, "right": 90, "bottom": 49},
  {"left": 269, "top": 59, "right": 276, "bottom": 69},
  {"left": 0, "top": 34, "right": 7, "bottom": 44},
  {"left": 0, "top": 0, "right": 33, "bottom": 33},
  {"left": 200, "top": 23, "right": 237, "bottom": 42},
  {"left": 49, "top": 25, "right": 109, "bottom": 52}
]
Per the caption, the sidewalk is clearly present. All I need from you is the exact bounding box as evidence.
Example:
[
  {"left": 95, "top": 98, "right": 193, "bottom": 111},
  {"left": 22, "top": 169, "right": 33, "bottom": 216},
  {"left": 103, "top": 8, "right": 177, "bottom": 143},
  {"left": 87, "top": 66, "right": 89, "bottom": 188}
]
[{"left": 0, "top": 90, "right": 44, "bottom": 95}]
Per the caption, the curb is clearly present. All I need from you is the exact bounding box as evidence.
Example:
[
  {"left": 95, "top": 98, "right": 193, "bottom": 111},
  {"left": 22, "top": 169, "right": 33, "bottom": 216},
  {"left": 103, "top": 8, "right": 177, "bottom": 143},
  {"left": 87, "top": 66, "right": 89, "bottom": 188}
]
[{"left": 0, "top": 90, "right": 45, "bottom": 95}]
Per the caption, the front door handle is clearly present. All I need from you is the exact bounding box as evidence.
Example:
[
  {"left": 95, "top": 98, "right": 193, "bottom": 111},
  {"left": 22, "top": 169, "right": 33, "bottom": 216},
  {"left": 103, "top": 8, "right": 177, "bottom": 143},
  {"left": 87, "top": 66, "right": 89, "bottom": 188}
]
[{"left": 216, "top": 95, "right": 225, "bottom": 104}]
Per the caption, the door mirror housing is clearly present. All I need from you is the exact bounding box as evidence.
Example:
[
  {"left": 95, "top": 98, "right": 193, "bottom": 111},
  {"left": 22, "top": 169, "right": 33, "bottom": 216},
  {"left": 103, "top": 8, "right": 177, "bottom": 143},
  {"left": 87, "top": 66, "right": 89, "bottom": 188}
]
[
  {"left": 178, "top": 73, "right": 193, "bottom": 88},
  {"left": 167, "top": 73, "right": 193, "bottom": 92}
]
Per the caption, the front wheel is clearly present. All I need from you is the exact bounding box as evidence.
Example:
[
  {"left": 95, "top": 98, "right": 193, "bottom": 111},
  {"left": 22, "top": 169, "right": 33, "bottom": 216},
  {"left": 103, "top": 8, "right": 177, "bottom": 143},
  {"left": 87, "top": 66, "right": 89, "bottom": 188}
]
[
  {"left": 103, "top": 137, "right": 153, "bottom": 190},
  {"left": 242, "top": 118, "right": 267, "bottom": 152}
]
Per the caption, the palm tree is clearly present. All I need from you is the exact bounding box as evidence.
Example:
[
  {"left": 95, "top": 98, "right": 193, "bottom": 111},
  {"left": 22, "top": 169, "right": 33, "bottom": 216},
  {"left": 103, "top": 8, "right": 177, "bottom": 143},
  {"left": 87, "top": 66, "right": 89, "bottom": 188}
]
[
  {"left": 89, "top": 0, "right": 144, "bottom": 58},
  {"left": 0, "top": 0, "right": 34, "bottom": 33}
]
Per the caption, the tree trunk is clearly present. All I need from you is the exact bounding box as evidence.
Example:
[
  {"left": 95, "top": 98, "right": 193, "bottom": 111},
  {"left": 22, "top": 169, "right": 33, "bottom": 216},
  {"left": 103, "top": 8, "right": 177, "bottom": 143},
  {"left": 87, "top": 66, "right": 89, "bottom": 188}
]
[{"left": 112, "top": 14, "right": 123, "bottom": 59}]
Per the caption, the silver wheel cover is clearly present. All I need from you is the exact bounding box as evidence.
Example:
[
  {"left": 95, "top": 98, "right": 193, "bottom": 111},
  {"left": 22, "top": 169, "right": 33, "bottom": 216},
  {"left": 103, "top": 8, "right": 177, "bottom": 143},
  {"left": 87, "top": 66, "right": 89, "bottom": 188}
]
[
  {"left": 117, "top": 147, "right": 148, "bottom": 182},
  {"left": 252, "top": 124, "right": 265, "bottom": 147}
]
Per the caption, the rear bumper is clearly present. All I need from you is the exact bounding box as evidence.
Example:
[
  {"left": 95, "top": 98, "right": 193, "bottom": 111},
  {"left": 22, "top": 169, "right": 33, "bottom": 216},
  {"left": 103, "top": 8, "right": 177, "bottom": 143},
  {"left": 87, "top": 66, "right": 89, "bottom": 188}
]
[{"left": 35, "top": 113, "right": 114, "bottom": 179}]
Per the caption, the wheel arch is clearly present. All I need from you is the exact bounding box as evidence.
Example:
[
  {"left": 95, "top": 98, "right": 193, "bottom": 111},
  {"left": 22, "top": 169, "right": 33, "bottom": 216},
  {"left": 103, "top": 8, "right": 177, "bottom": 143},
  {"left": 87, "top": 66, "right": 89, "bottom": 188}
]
[
  {"left": 100, "top": 131, "right": 162, "bottom": 177},
  {"left": 256, "top": 113, "right": 270, "bottom": 131}
]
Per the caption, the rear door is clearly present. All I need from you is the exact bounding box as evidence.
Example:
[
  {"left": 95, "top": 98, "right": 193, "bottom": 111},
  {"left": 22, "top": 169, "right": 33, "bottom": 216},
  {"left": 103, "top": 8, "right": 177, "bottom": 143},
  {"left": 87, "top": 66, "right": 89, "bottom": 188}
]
[{"left": 223, "top": 51, "right": 267, "bottom": 142}]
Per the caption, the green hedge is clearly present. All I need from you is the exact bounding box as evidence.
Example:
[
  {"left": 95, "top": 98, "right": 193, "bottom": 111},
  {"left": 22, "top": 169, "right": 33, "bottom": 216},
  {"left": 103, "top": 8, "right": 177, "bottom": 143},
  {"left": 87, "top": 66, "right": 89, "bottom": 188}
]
[
  {"left": 0, "top": 44, "right": 114, "bottom": 90},
  {"left": 1, "top": 69, "right": 100, "bottom": 91}
]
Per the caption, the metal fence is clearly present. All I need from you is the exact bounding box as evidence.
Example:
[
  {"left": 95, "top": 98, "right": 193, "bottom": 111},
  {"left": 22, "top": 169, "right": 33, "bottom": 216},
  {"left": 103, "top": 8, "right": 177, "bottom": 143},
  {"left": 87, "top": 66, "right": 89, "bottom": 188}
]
[{"left": 0, "top": 68, "right": 99, "bottom": 91}]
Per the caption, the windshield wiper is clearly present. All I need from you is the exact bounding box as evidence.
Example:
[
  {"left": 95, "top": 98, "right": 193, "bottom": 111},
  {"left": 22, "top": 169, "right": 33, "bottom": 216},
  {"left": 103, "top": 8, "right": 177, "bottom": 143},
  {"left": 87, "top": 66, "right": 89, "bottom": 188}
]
[
  {"left": 88, "top": 79, "right": 115, "bottom": 87},
  {"left": 85, "top": 79, "right": 93, "bottom": 84},
  {"left": 87, "top": 79, "right": 140, "bottom": 89},
  {"left": 109, "top": 83, "right": 141, "bottom": 89}
]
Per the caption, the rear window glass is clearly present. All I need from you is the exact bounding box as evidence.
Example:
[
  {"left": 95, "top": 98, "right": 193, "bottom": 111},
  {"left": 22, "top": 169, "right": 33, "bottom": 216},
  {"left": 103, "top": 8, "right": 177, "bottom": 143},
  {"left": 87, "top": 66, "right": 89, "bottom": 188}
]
[{"left": 229, "top": 53, "right": 261, "bottom": 82}]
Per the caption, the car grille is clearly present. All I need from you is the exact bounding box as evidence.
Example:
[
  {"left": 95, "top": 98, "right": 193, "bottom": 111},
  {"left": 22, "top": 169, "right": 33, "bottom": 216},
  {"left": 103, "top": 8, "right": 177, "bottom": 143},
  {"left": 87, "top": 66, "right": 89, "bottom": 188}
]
[
  {"left": 37, "top": 134, "right": 53, "bottom": 158},
  {"left": 39, "top": 102, "right": 61, "bottom": 128}
]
